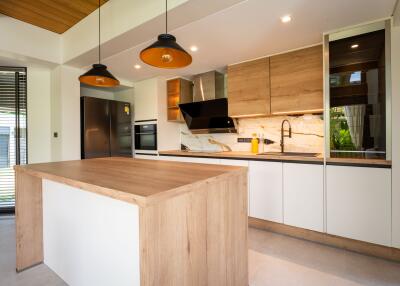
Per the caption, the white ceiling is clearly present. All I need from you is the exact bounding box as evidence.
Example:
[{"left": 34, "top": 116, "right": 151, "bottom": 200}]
[{"left": 77, "top": 0, "right": 397, "bottom": 83}]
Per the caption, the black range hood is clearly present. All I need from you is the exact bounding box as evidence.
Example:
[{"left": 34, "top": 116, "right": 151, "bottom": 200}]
[{"left": 179, "top": 98, "right": 237, "bottom": 134}]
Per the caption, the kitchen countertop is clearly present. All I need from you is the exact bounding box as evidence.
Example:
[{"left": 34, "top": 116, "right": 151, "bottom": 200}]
[
  {"left": 159, "top": 150, "right": 392, "bottom": 167},
  {"left": 326, "top": 157, "right": 392, "bottom": 168},
  {"left": 159, "top": 150, "right": 324, "bottom": 164},
  {"left": 14, "top": 157, "right": 246, "bottom": 206}
]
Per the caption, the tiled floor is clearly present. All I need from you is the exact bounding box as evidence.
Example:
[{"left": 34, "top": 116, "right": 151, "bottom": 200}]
[
  {"left": 249, "top": 228, "right": 400, "bottom": 286},
  {"left": 1, "top": 216, "right": 400, "bottom": 286},
  {"left": 0, "top": 216, "right": 66, "bottom": 286}
]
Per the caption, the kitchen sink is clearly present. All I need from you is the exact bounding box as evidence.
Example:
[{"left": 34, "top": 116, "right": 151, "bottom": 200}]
[{"left": 257, "top": 152, "right": 319, "bottom": 157}]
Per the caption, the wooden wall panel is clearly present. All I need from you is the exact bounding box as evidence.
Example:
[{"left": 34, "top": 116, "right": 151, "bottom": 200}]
[{"left": 270, "top": 45, "right": 323, "bottom": 114}]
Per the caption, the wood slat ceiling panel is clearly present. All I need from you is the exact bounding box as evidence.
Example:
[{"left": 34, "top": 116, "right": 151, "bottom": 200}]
[{"left": 0, "top": 0, "right": 108, "bottom": 34}]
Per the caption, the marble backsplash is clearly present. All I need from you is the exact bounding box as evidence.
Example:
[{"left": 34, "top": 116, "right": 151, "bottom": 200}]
[{"left": 180, "top": 114, "right": 324, "bottom": 154}]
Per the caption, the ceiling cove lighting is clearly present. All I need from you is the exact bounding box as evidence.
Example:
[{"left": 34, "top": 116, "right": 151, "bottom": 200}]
[
  {"left": 79, "top": 0, "right": 119, "bottom": 87},
  {"left": 140, "top": 0, "right": 192, "bottom": 69},
  {"left": 351, "top": 44, "right": 359, "bottom": 49},
  {"left": 281, "top": 15, "right": 292, "bottom": 23}
]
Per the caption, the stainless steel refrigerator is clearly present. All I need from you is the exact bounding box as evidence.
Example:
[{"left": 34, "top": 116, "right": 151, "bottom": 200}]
[{"left": 81, "top": 96, "right": 132, "bottom": 159}]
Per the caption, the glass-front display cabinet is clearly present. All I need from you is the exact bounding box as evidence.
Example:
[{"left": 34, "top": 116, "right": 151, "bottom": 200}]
[{"left": 328, "top": 22, "right": 389, "bottom": 160}]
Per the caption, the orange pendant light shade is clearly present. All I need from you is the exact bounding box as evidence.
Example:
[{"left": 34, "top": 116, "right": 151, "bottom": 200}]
[
  {"left": 78, "top": 0, "right": 119, "bottom": 87},
  {"left": 140, "top": 0, "right": 191, "bottom": 69},
  {"left": 140, "top": 34, "right": 192, "bottom": 68},
  {"left": 79, "top": 64, "right": 120, "bottom": 87}
]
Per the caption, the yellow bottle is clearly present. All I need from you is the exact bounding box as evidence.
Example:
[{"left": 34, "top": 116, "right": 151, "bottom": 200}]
[{"left": 251, "top": 133, "right": 259, "bottom": 154}]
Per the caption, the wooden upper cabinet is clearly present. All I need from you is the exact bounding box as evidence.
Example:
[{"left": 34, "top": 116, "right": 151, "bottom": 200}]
[
  {"left": 227, "top": 57, "right": 270, "bottom": 117},
  {"left": 270, "top": 45, "right": 323, "bottom": 115},
  {"left": 167, "top": 78, "right": 193, "bottom": 122}
]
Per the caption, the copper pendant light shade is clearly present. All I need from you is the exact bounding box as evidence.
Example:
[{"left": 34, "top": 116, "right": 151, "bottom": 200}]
[
  {"left": 79, "top": 0, "right": 119, "bottom": 87},
  {"left": 140, "top": 0, "right": 192, "bottom": 68},
  {"left": 79, "top": 64, "right": 120, "bottom": 87},
  {"left": 140, "top": 34, "right": 192, "bottom": 68}
]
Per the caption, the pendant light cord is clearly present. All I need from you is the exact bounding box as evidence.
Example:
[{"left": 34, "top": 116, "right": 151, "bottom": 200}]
[
  {"left": 165, "top": 0, "right": 168, "bottom": 34},
  {"left": 98, "top": 0, "right": 101, "bottom": 64}
]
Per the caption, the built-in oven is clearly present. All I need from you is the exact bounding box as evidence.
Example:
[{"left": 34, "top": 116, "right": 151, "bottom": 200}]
[{"left": 134, "top": 121, "right": 157, "bottom": 152}]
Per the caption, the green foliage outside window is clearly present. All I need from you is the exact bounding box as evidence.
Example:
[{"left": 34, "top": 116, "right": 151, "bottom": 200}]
[{"left": 330, "top": 107, "right": 355, "bottom": 151}]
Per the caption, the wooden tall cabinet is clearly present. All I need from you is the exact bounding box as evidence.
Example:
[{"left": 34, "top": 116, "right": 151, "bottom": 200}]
[
  {"left": 166, "top": 78, "right": 193, "bottom": 122},
  {"left": 270, "top": 45, "right": 323, "bottom": 114},
  {"left": 227, "top": 57, "right": 271, "bottom": 117}
]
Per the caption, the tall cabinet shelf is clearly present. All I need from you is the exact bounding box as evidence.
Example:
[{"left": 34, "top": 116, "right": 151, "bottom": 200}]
[{"left": 167, "top": 78, "right": 193, "bottom": 122}]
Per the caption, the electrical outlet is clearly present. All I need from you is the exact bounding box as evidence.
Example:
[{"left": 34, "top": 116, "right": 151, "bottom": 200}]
[
  {"left": 237, "top": 137, "right": 275, "bottom": 144},
  {"left": 237, "top": 138, "right": 252, "bottom": 143}
]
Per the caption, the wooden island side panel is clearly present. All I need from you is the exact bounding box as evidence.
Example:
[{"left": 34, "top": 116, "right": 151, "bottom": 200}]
[
  {"left": 139, "top": 171, "right": 248, "bottom": 286},
  {"left": 15, "top": 171, "right": 43, "bottom": 271}
]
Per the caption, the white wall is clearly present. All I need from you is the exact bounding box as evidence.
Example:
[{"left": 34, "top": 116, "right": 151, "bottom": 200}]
[
  {"left": 394, "top": 1, "right": 400, "bottom": 26},
  {"left": 27, "top": 68, "right": 52, "bottom": 163},
  {"left": 114, "top": 88, "right": 134, "bottom": 124},
  {"left": 132, "top": 77, "right": 180, "bottom": 151},
  {"left": 114, "top": 88, "right": 134, "bottom": 104},
  {"left": 0, "top": 16, "right": 61, "bottom": 64},
  {"left": 62, "top": 0, "right": 187, "bottom": 63},
  {"left": 51, "top": 65, "right": 83, "bottom": 162},
  {"left": 80, "top": 86, "right": 115, "bottom": 100},
  {"left": 133, "top": 78, "right": 159, "bottom": 121},
  {"left": 391, "top": 20, "right": 400, "bottom": 248}
]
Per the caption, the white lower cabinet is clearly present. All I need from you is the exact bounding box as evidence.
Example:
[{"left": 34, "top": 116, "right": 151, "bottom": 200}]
[
  {"left": 157, "top": 155, "right": 183, "bottom": 161},
  {"left": 134, "top": 154, "right": 158, "bottom": 160},
  {"left": 283, "top": 163, "right": 324, "bottom": 232},
  {"left": 189, "top": 157, "right": 221, "bottom": 164},
  {"left": 158, "top": 155, "right": 220, "bottom": 164},
  {"left": 327, "top": 165, "right": 391, "bottom": 246},
  {"left": 249, "top": 161, "right": 283, "bottom": 223}
]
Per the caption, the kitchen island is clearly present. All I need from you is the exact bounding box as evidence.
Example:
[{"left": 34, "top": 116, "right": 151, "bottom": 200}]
[{"left": 14, "top": 157, "right": 248, "bottom": 286}]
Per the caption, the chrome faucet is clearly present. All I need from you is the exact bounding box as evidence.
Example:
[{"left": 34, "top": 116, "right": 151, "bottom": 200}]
[{"left": 280, "top": 120, "right": 292, "bottom": 153}]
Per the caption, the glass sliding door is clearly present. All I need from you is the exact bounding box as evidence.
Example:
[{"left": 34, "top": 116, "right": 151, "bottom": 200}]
[{"left": 0, "top": 67, "right": 27, "bottom": 213}]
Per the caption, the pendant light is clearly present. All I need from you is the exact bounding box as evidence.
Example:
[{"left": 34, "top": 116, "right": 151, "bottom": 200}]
[
  {"left": 79, "top": 0, "right": 119, "bottom": 87},
  {"left": 140, "top": 0, "right": 192, "bottom": 69}
]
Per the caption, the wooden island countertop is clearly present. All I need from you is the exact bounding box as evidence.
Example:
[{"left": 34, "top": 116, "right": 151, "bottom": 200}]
[
  {"left": 15, "top": 157, "right": 246, "bottom": 207},
  {"left": 14, "top": 157, "right": 249, "bottom": 285}
]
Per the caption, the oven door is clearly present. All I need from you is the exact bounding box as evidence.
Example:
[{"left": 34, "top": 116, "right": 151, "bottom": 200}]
[{"left": 134, "top": 124, "right": 157, "bottom": 150}]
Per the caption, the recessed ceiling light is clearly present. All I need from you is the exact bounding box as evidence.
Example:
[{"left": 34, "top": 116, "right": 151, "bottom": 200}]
[
  {"left": 190, "top": 46, "right": 198, "bottom": 52},
  {"left": 281, "top": 15, "right": 292, "bottom": 23},
  {"left": 134, "top": 64, "right": 141, "bottom": 69},
  {"left": 351, "top": 44, "right": 359, "bottom": 49}
]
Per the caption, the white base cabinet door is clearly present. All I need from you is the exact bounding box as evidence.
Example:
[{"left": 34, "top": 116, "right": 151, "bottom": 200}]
[
  {"left": 189, "top": 157, "right": 221, "bottom": 164},
  {"left": 134, "top": 154, "right": 158, "bottom": 160},
  {"left": 327, "top": 165, "right": 391, "bottom": 246},
  {"left": 249, "top": 161, "right": 283, "bottom": 223},
  {"left": 158, "top": 155, "right": 188, "bottom": 162},
  {"left": 158, "top": 155, "right": 220, "bottom": 164},
  {"left": 283, "top": 163, "right": 324, "bottom": 232}
]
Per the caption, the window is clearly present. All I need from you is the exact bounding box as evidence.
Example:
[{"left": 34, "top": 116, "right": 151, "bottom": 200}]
[{"left": 0, "top": 67, "right": 27, "bottom": 213}]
